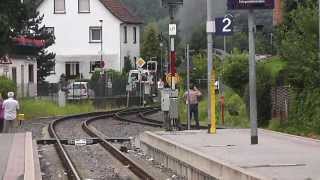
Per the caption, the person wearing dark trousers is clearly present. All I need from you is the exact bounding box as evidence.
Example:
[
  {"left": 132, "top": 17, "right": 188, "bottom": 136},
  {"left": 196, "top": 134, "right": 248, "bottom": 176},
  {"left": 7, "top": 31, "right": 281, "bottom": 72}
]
[
  {"left": 184, "top": 84, "right": 202, "bottom": 129},
  {"left": 2, "top": 92, "right": 19, "bottom": 133}
]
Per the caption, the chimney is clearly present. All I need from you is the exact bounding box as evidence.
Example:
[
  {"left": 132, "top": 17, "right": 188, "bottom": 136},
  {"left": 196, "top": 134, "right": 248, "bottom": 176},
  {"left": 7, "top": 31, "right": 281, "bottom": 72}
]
[{"left": 273, "top": 0, "right": 283, "bottom": 26}]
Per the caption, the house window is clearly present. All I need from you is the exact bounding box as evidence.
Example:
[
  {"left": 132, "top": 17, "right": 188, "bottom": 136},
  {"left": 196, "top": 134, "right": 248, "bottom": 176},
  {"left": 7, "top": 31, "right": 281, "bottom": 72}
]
[
  {"left": 89, "top": 27, "right": 102, "bottom": 43},
  {"left": 65, "top": 62, "right": 80, "bottom": 78},
  {"left": 133, "top": 27, "right": 137, "bottom": 44},
  {"left": 54, "top": 0, "right": 65, "bottom": 13},
  {"left": 90, "top": 61, "right": 101, "bottom": 72},
  {"left": 44, "top": 27, "right": 54, "bottom": 35},
  {"left": 28, "top": 64, "right": 34, "bottom": 83},
  {"left": 50, "top": 64, "right": 56, "bottom": 74},
  {"left": 78, "top": 0, "right": 90, "bottom": 13},
  {"left": 12, "top": 67, "right": 17, "bottom": 84},
  {"left": 124, "top": 26, "right": 127, "bottom": 43}
]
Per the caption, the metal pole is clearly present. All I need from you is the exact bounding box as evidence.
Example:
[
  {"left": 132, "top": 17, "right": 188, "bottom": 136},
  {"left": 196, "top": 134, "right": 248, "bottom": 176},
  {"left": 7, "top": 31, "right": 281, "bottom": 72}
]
[
  {"left": 220, "top": 36, "right": 226, "bottom": 125},
  {"left": 207, "top": 0, "right": 214, "bottom": 133},
  {"left": 160, "top": 42, "right": 163, "bottom": 78},
  {"left": 248, "top": 9, "right": 258, "bottom": 145},
  {"left": 187, "top": 44, "right": 191, "bottom": 130}
]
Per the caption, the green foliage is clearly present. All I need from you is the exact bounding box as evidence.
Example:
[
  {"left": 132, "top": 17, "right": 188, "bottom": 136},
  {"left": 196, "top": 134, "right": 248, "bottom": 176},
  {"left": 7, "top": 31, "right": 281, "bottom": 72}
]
[
  {"left": 221, "top": 49, "right": 273, "bottom": 126},
  {"left": 123, "top": 56, "right": 133, "bottom": 74},
  {"left": 141, "top": 23, "right": 161, "bottom": 61},
  {"left": 190, "top": 53, "right": 207, "bottom": 83},
  {"left": 189, "top": 24, "right": 206, "bottom": 52},
  {"left": 223, "top": 87, "right": 249, "bottom": 127},
  {"left": 120, "top": 0, "right": 167, "bottom": 22},
  {"left": 268, "top": 88, "right": 320, "bottom": 137},
  {"left": 277, "top": 0, "right": 319, "bottom": 89},
  {"left": 20, "top": 98, "right": 95, "bottom": 120},
  {"left": 0, "top": 0, "right": 55, "bottom": 82},
  {"left": 0, "top": 76, "right": 17, "bottom": 99},
  {"left": 221, "top": 49, "right": 248, "bottom": 96}
]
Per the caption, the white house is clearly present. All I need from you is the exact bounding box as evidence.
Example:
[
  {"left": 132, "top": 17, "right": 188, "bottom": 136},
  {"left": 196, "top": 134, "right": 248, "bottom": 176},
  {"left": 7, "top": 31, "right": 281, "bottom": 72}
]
[
  {"left": 36, "top": 0, "right": 142, "bottom": 83},
  {"left": 0, "top": 55, "right": 37, "bottom": 97}
]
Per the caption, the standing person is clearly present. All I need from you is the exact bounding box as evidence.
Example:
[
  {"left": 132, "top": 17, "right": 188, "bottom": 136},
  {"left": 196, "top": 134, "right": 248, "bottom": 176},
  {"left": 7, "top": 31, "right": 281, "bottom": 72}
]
[
  {"left": 184, "top": 84, "right": 202, "bottom": 129},
  {"left": 0, "top": 93, "right": 4, "bottom": 132},
  {"left": 2, "top": 92, "right": 19, "bottom": 133}
]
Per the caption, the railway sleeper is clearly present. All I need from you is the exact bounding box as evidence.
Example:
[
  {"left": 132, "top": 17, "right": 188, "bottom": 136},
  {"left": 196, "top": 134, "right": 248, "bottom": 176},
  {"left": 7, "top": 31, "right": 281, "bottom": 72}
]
[{"left": 37, "top": 137, "right": 131, "bottom": 145}]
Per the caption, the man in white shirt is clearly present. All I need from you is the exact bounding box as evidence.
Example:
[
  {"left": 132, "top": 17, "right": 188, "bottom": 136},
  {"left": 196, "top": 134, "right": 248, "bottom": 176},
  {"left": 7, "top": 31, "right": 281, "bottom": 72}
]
[{"left": 2, "top": 92, "right": 19, "bottom": 133}]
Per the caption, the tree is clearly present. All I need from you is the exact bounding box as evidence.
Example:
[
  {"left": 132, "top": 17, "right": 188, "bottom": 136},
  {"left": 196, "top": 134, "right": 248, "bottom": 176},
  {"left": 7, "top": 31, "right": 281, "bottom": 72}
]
[
  {"left": 189, "top": 24, "right": 206, "bottom": 53},
  {"left": 277, "top": 0, "right": 318, "bottom": 89},
  {"left": 123, "top": 56, "right": 133, "bottom": 74},
  {"left": 0, "top": 0, "right": 55, "bottom": 82},
  {"left": 0, "top": 0, "right": 29, "bottom": 56},
  {"left": 222, "top": 49, "right": 273, "bottom": 126},
  {"left": 0, "top": 76, "right": 17, "bottom": 99},
  {"left": 141, "top": 23, "right": 161, "bottom": 62}
]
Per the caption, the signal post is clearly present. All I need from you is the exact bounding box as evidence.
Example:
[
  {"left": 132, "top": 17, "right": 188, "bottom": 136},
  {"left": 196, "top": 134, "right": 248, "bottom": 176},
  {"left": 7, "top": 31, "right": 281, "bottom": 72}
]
[{"left": 160, "top": 0, "right": 183, "bottom": 130}]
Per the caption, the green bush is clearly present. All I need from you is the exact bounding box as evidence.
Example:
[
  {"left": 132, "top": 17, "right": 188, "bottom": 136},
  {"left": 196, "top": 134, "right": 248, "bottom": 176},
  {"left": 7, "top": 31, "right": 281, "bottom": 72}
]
[
  {"left": 221, "top": 50, "right": 273, "bottom": 126},
  {"left": 0, "top": 76, "right": 16, "bottom": 99}
]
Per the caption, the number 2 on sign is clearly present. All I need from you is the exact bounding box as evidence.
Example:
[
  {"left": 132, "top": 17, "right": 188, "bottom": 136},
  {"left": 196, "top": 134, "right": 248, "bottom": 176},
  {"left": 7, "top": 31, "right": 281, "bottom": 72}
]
[{"left": 222, "top": 17, "right": 232, "bottom": 32}]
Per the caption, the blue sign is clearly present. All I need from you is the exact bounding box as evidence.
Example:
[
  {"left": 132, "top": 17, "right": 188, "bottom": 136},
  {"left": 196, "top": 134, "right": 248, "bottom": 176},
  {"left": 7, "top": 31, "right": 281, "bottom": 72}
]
[
  {"left": 227, "top": 0, "right": 274, "bottom": 10},
  {"left": 215, "top": 17, "right": 234, "bottom": 36}
]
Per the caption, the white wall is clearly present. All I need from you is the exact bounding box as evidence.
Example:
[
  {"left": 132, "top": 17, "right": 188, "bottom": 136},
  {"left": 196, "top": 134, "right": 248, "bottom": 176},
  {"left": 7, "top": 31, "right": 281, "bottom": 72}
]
[
  {"left": 120, "top": 24, "right": 140, "bottom": 70},
  {"left": 38, "top": 0, "right": 124, "bottom": 82},
  {"left": 0, "top": 58, "right": 37, "bottom": 97}
]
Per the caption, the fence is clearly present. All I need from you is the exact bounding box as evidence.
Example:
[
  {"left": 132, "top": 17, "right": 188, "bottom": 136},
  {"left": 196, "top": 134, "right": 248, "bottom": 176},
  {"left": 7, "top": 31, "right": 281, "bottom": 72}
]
[
  {"left": 36, "top": 72, "right": 154, "bottom": 109},
  {"left": 271, "top": 86, "right": 291, "bottom": 122}
]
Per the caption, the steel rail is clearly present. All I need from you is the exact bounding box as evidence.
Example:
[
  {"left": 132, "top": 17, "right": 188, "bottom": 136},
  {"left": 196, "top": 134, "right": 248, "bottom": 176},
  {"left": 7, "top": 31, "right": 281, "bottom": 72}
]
[
  {"left": 82, "top": 107, "right": 163, "bottom": 180},
  {"left": 48, "top": 110, "right": 123, "bottom": 180},
  {"left": 114, "top": 107, "right": 162, "bottom": 127},
  {"left": 48, "top": 107, "right": 160, "bottom": 180}
]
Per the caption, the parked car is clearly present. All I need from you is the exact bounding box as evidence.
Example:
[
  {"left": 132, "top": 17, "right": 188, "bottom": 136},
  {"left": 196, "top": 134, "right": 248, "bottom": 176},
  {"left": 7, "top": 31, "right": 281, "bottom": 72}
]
[{"left": 67, "top": 82, "right": 93, "bottom": 100}]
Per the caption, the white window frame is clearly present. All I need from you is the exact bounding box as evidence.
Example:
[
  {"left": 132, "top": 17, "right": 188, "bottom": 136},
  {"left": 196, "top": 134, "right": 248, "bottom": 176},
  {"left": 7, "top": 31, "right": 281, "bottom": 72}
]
[
  {"left": 54, "top": 0, "right": 66, "bottom": 14},
  {"left": 78, "top": 0, "right": 90, "bottom": 13},
  {"left": 90, "top": 61, "right": 101, "bottom": 72},
  {"left": 89, "top": 27, "right": 102, "bottom": 43},
  {"left": 133, "top": 27, "right": 137, "bottom": 44}
]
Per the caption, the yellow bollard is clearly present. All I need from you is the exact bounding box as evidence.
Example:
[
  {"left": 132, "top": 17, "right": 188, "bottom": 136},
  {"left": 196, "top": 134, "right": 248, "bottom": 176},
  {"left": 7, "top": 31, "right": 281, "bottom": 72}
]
[
  {"left": 18, "top": 114, "right": 25, "bottom": 127},
  {"left": 210, "top": 68, "right": 216, "bottom": 134}
]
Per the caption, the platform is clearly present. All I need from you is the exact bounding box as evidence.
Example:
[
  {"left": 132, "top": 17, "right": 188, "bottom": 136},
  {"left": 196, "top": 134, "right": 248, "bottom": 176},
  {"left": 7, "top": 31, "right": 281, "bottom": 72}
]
[
  {"left": 140, "top": 129, "right": 320, "bottom": 180},
  {"left": 0, "top": 132, "right": 42, "bottom": 180}
]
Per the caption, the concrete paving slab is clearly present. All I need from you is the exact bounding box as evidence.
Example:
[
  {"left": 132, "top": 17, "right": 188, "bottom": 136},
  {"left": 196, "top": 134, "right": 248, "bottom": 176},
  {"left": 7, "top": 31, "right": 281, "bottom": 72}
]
[
  {"left": 0, "top": 134, "right": 14, "bottom": 179},
  {"left": 140, "top": 129, "right": 320, "bottom": 180},
  {"left": 0, "top": 133, "right": 42, "bottom": 180}
]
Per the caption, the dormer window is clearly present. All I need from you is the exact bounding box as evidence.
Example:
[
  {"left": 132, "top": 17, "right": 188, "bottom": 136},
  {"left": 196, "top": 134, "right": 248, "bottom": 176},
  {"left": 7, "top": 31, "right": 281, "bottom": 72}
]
[
  {"left": 79, "top": 0, "right": 90, "bottom": 13},
  {"left": 54, "top": 0, "right": 65, "bottom": 14}
]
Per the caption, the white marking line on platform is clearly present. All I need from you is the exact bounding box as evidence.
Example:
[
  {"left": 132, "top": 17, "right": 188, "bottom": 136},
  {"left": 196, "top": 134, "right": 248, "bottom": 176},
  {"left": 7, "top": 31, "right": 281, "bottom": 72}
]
[
  {"left": 24, "top": 132, "right": 36, "bottom": 180},
  {"left": 241, "top": 163, "right": 306, "bottom": 169},
  {"left": 203, "top": 144, "right": 236, "bottom": 147}
]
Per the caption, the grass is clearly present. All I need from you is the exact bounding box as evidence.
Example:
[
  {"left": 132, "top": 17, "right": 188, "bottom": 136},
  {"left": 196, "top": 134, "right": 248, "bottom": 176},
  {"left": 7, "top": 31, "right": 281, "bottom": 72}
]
[
  {"left": 179, "top": 87, "right": 249, "bottom": 128},
  {"left": 20, "top": 98, "right": 96, "bottom": 120},
  {"left": 268, "top": 119, "right": 320, "bottom": 139}
]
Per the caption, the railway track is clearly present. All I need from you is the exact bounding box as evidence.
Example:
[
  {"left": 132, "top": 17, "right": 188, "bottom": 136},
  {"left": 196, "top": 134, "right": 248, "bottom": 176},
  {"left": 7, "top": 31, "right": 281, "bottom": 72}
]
[{"left": 48, "top": 107, "right": 163, "bottom": 180}]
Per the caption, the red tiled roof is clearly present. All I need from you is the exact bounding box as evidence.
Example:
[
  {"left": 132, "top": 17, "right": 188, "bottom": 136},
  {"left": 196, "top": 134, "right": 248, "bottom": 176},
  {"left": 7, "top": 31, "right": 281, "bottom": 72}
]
[{"left": 99, "top": 0, "right": 142, "bottom": 24}]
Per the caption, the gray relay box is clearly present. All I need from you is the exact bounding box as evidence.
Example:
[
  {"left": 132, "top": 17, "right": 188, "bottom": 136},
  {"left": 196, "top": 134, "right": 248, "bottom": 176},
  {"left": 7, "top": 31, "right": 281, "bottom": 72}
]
[
  {"left": 161, "top": 89, "right": 171, "bottom": 111},
  {"left": 169, "top": 97, "right": 179, "bottom": 119}
]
